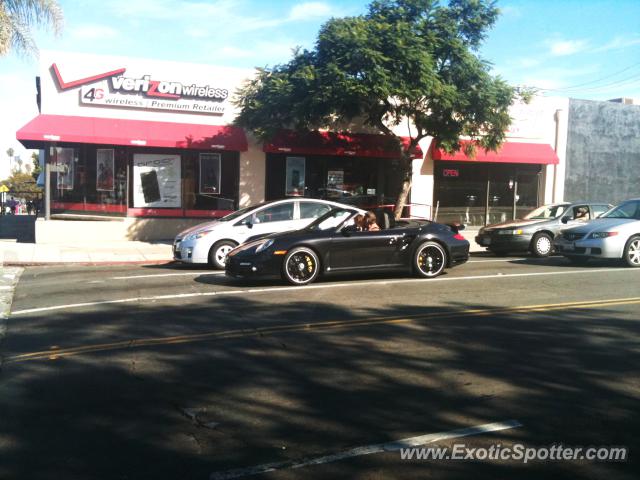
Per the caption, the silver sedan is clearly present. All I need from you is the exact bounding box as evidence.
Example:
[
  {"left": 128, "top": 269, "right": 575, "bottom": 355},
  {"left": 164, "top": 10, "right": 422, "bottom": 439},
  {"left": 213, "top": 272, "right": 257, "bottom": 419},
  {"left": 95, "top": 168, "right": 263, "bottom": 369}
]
[{"left": 554, "top": 198, "right": 640, "bottom": 267}]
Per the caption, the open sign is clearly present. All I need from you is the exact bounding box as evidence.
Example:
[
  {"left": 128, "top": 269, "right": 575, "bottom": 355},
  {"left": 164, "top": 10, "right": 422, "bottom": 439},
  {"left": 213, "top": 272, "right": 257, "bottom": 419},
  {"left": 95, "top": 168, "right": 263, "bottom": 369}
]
[{"left": 442, "top": 168, "right": 460, "bottom": 177}]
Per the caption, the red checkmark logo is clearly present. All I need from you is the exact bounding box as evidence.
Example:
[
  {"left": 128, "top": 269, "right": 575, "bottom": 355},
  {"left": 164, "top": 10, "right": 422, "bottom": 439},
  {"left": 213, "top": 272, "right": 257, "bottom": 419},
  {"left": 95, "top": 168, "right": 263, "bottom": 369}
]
[{"left": 51, "top": 63, "right": 127, "bottom": 90}]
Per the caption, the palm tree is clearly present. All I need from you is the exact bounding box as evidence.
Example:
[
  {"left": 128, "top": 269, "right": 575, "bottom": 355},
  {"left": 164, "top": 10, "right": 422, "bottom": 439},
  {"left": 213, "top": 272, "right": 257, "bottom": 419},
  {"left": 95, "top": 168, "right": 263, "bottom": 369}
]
[{"left": 0, "top": 0, "right": 63, "bottom": 57}]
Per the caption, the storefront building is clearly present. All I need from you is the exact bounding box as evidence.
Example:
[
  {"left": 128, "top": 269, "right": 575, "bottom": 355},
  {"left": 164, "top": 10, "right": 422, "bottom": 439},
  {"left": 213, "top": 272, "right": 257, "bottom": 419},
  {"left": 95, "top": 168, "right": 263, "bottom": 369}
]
[{"left": 16, "top": 51, "right": 568, "bottom": 241}]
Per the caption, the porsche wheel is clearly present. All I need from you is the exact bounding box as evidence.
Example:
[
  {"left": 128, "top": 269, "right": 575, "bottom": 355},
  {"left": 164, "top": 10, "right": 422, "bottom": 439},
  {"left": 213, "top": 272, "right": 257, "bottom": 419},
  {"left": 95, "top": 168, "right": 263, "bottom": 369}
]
[
  {"left": 414, "top": 242, "right": 447, "bottom": 278},
  {"left": 283, "top": 247, "right": 320, "bottom": 285}
]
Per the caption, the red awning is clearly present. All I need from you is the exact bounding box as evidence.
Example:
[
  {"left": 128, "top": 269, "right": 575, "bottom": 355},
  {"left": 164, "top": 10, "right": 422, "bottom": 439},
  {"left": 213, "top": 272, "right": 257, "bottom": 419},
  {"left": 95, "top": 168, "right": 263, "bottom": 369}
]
[
  {"left": 263, "top": 130, "right": 424, "bottom": 159},
  {"left": 432, "top": 140, "right": 559, "bottom": 165},
  {"left": 16, "top": 114, "right": 248, "bottom": 151}
]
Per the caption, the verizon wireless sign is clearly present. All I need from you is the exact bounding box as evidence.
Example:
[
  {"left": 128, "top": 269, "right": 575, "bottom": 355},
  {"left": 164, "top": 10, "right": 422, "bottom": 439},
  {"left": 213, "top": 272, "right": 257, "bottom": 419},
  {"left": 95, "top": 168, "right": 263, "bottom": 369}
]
[
  {"left": 80, "top": 84, "right": 227, "bottom": 114},
  {"left": 51, "top": 60, "right": 231, "bottom": 116}
]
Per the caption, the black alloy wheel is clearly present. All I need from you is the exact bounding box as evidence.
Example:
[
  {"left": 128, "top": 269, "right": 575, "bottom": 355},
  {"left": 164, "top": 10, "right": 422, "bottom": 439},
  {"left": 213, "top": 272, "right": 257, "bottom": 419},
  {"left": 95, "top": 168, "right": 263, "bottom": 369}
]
[
  {"left": 414, "top": 241, "right": 447, "bottom": 278},
  {"left": 283, "top": 247, "right": 320, "bottom": 285}
]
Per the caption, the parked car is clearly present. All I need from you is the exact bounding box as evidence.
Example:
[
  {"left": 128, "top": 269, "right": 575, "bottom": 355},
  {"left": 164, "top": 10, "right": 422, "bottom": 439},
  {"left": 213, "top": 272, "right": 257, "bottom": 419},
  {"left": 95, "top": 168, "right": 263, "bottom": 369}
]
[
  {"left": 174, "top": 198, "right": 364, "bottom": 268},
  {"left": 225, "top": 207, "right": 469, "bottom": 285},
  {"left": 475, "top": 202, "right": 612, "bottom": 257},
  {"left": 554, "top": 198, "right": 640, "bottom": 267}
]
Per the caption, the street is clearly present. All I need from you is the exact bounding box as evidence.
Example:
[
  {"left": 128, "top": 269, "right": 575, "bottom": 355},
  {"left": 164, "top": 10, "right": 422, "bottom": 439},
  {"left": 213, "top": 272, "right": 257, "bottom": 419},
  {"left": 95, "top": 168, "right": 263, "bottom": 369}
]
[{"left": 1, "top": 255, "right": 639, "bottom": 480}]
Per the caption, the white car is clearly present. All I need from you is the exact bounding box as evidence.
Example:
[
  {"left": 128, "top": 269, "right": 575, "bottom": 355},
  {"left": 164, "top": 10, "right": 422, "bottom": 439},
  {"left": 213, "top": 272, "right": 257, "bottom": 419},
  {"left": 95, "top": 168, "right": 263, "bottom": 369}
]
[
  {"left": 174, "top": 198, "right": 365, "bottom": 268},
  {"left": 554, "top": 198, "right": 640, "bottom": 267}
]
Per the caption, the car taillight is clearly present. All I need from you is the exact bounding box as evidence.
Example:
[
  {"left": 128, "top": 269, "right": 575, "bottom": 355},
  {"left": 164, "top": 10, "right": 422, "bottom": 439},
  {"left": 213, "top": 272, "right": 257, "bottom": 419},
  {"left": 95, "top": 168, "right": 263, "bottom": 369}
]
[{"left": 453, "top": 233, "right": 465, "bottom": 241}]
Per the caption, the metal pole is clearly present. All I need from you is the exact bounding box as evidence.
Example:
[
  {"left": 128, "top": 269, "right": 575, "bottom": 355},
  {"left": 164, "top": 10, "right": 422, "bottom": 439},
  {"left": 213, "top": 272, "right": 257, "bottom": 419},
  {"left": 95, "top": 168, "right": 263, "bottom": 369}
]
[
  {"left": 45, "top": 149, "right": 51, "bottom": 220},
  {"left": 512, "top": 178, "right": 518, "bottom": 220}
]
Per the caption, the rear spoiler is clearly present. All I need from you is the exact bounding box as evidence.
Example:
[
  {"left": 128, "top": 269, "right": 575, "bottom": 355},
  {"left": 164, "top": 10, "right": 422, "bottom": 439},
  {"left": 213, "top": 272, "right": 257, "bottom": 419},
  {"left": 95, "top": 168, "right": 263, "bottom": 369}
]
[{"left": 446, "top": 222, "right": 466, "bottom": 234}]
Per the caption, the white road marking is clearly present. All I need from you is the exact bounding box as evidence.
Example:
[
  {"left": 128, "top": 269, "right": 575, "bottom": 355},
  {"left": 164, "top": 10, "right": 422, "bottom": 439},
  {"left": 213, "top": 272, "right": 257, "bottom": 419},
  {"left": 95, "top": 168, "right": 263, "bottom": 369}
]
[
  {"left": 10, "top": 266, "right": 639, "bottom": 316},
  {"left": 468, "top": 258, "right": 526, "bottom": 263},
  {"left": 209, "top": 420, "right": 522, "bottom": 480},
  {"left": 110, "top": 271, "right": 225, "bottom": 280}
]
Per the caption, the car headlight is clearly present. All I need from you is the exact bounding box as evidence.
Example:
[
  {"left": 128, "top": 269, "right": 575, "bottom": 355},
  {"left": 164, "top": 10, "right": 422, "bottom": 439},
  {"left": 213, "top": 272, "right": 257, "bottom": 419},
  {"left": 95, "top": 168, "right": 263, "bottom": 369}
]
[
  {"left": 185, "top": 230, "right": 212, "bottom": 241},
  {"left": 255, "top": 239, "right": 274, "bottom": 253},
  {"left": 589, "top": 231, "right": 618, "bottom": 239},
  {"left": 497, "top": 229, "right": 524, "bottom": 235}
]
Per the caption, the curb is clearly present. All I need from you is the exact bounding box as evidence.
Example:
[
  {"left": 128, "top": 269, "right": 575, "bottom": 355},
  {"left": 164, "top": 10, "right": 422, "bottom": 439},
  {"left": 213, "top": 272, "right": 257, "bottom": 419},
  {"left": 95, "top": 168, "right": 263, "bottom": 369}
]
[{"left": 2, "top": 259, "right": 175, "bottom": 267}]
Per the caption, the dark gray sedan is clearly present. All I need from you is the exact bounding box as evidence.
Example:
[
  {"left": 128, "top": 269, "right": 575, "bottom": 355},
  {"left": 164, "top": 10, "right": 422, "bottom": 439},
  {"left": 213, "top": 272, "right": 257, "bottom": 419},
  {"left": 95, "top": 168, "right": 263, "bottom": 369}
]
[{"left": 475, "top": 202, "right": 612, "bottom": 257}]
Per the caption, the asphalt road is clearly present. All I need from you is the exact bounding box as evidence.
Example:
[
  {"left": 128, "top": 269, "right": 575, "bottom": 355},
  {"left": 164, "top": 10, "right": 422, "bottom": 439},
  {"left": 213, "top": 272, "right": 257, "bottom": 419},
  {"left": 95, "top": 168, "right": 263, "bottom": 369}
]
[{"left": 1, "top": 255, "right": 639, "bottom": 480}]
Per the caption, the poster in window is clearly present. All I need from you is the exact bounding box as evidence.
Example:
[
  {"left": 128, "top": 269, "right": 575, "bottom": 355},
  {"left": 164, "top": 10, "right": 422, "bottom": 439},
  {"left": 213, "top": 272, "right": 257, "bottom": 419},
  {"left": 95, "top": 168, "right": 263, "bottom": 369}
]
[
  {"left": 199, "top": 153, "right": 221, "bottom": 194},
  {"left": 327, "top": 169, "right": 344, "bottom": 190},
  {"left": 55, "top": 147, "right": 74, "bottom": 190},
  {"left": 133, "top": 154, "right": 181, "bottom": 208},
  {"left": 96, "top": 149, "right": 115, "bottom": 191},
  {"left": 285, "top": 156, "right": 305, "bottom": 196}
]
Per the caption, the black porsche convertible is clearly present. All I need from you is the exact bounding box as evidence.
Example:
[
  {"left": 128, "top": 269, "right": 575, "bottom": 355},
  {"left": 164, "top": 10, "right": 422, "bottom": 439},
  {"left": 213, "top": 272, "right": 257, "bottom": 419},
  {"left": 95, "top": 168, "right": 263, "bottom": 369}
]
[{"left": 225, "top": 207, "right": 469, "bottom": 285}]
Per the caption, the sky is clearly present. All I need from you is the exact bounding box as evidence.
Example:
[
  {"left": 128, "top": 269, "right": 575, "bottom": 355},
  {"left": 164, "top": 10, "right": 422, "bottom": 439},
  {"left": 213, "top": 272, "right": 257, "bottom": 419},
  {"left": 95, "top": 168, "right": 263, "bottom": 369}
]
[{"left": 1, "top": 0, "right": 639, "bottom": 179}]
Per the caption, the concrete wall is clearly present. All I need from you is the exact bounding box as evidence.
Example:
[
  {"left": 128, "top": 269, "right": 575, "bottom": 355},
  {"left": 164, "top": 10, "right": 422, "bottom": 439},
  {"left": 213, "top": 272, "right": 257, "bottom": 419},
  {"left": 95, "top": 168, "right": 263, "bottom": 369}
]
[
  {"left": 238, "top": 137, "right": 266, "bottom": 208},
  {"left": 565, "top": 99, "right": 640, "bottom": 204},
  {"left": 35, "top": 217, "right": 207, "bottom": 243}
]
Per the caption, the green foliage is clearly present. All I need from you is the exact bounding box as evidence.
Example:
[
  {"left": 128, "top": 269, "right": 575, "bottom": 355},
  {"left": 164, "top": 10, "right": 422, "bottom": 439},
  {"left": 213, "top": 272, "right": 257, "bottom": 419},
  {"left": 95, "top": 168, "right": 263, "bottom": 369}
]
[
  {"left": 31, "top": 151, "right": 41, "bottom": 180},
  {"left": 235, "top": 0, "right": 516, "bottom": 214},
  {"left": 1, "top": 171, "right": 42, "bottom": 200},
  {"left": 0, "top": 0, "right": 63, "bottom": 57}
]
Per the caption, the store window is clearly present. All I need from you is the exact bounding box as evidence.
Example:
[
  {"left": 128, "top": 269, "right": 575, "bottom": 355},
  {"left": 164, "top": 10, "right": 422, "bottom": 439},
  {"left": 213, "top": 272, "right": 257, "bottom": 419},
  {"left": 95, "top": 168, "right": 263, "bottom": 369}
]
[
  {"left": 183, "top": 151, "right": 239, "bottom": 212},
  {"left": 50, "top": 145, "right": 127, "bottom": 216},
  {"left": 199, "top": 153, "right": 221, "bottom": 194},
  {"left": 266, "top": 154, "right": 403, "bottom": 209},
  {"left": 285, "top": 157, "right": 305, "bottom": 196},
  {"left": 434, "top": 161, "right": 541, "bottom": 226}
]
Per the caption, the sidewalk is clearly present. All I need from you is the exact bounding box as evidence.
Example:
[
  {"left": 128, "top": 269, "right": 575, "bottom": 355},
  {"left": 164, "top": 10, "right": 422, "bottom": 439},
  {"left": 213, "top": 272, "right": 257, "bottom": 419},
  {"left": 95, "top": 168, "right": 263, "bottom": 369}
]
[{"left": 0, "top": 240, "right": 174, "bottom": 266}]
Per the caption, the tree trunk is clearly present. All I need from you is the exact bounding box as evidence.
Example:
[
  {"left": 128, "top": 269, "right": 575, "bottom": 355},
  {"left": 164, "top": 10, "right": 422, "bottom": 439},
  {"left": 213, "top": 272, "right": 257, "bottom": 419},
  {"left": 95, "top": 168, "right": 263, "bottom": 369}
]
[{"left": 393, "top": 170, "right": 412, "bottom": 220}]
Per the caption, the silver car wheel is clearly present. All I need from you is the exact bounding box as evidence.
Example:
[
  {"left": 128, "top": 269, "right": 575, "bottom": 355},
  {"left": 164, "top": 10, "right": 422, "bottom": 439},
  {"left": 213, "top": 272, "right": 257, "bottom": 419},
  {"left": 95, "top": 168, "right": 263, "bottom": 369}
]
[
  {"left": 532, "top": 232, "right": 552, "bottom": 257},
  {"left": 209, "top": 241, "right": 237, "bottom": 269},
  {"left": 627, "top": 238, "right": 640, "bottom": 267}
]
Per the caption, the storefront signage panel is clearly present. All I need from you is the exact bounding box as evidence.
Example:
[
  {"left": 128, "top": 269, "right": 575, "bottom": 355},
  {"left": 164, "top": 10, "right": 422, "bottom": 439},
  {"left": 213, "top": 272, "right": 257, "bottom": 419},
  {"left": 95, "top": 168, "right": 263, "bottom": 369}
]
[
  {"left": 80, "top": 85, "right": 226, "bottom": 115},
  {"left": 133, "top": 154, "right": 181, "bottom": 208},
  {"left": 40, "top": 51, "right": 254, "bottom": 123}
]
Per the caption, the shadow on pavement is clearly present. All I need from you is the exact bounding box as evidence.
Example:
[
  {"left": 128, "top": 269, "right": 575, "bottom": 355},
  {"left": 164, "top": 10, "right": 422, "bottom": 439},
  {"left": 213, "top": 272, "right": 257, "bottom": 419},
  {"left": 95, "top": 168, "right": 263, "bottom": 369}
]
[{"left": 0, "top": 296, "right": 638, "bottom": 480}]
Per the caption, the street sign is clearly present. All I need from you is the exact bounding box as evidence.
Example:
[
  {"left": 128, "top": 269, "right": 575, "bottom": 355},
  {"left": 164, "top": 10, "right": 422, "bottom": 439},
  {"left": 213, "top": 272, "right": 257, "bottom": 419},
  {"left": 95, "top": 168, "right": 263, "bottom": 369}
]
[{"left": 0, "top": 185, "right": 9, "bottom": 193}]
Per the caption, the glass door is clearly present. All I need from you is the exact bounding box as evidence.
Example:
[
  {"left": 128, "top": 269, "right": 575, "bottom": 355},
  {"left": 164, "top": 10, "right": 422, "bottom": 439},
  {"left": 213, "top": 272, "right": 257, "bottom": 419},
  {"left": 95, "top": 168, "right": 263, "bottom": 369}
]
[{"left": 486, "top": 166, "right": 515, "bottom": 225}]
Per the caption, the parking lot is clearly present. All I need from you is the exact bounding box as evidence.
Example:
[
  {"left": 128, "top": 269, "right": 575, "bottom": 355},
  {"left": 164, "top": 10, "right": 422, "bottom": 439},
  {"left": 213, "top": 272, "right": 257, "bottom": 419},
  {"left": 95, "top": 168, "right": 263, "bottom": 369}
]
[{"left": 1, "top": 255, "right": 639, "bottom": 479}]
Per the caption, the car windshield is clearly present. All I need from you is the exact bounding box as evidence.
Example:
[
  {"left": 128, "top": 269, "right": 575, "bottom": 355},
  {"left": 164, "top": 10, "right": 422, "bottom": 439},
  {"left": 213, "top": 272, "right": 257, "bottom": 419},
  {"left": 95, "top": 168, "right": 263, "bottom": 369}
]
[
  {"left": 218, "top": 202, "right": 269, "bottom": 222},
  {"left": 602, "top": 201, "right": 640, "bottom": 219},
  {"left": 524, "top": 204, "right": 569, "bottom": 219},
  {"left": 306, "top": 208, "right": 355, "bottom": 231}
]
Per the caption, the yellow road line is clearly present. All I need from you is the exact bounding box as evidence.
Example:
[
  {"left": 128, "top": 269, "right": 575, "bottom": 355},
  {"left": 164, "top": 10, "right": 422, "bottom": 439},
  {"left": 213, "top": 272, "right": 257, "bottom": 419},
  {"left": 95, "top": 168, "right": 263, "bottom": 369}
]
[{"left": 5, "top": 297, "right": 640, "bottom": 364}]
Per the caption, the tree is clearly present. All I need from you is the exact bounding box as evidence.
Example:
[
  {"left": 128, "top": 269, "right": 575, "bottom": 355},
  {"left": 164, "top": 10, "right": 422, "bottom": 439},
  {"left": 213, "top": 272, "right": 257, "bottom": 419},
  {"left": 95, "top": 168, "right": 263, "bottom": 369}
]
[
  {"left": 0, "top": 0, "right": 63, "bottom": 57},
  {"left": 31, "top": 151, "right": 41, "bottom": 180},
  {"left": 0, "top": 171, "right": 42, "bottom": 200},
  {"left": 235, "top": 0, "right": 516, "bottom": 218}
]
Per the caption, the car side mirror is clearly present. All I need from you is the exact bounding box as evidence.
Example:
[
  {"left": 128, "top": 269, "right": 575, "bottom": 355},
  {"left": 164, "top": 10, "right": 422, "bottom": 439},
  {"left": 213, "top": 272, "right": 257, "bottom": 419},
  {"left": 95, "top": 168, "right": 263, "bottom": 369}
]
[{"left": 561, "top": 216, "right": 569, "bottom": 224}]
